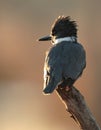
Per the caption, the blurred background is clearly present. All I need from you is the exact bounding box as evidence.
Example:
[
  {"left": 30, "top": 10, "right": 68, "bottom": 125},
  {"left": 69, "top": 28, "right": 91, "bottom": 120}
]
[{"left": 0, "top": 0, "right": 101, "bottom": 130}]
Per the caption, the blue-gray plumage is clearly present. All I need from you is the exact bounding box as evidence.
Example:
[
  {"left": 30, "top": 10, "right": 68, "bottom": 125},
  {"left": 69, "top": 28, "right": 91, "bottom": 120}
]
[{"left": 38, "top": 16, "right": 86, "bottom": 94}]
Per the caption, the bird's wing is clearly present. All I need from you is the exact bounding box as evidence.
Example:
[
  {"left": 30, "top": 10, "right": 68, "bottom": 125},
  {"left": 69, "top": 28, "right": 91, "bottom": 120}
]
[
  {"left": 61, "top": 42, "right": 86, "bottom": 79},
  {"left": 43, "top": 46, "right": 62, "bottom": 94}
]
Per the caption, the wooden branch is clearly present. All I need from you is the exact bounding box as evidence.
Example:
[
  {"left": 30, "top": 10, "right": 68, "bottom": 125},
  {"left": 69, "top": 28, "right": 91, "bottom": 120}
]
[{"left": 56, "top": 86, "right": 101, "bottom": 130}]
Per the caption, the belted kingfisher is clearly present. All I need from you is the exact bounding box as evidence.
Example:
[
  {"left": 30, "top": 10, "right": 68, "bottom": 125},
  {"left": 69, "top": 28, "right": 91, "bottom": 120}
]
[{"left": 38, "top": 16, "right": 86, "bottom": 94}]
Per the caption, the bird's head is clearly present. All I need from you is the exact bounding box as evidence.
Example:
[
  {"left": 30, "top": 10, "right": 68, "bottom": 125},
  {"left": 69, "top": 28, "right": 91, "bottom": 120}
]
[{"left": 38, "top": 16, "right": 78, "bottom": 42}]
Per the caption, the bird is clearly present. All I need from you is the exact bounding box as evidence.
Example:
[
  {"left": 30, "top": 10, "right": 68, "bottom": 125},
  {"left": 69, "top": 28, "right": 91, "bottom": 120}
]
[{"left": 38, "top": 16, "right": 86, "bottom": 94}]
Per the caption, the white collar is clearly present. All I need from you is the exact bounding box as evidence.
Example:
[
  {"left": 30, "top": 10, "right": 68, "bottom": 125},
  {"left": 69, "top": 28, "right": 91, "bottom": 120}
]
[{"left": 52, "top": 36, "right": 76, "bottom": 45}]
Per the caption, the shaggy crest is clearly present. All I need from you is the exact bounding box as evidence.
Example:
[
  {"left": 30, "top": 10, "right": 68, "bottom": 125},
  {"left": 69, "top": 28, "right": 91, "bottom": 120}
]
[{"left": 51, "top": 16, "right": 78, "bottom": 38}]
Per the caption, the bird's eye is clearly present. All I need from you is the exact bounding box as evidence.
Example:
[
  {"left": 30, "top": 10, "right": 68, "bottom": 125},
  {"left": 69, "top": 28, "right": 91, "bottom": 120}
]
[{"left": 52, "top": 30, "right": 56, "bottom": 36}]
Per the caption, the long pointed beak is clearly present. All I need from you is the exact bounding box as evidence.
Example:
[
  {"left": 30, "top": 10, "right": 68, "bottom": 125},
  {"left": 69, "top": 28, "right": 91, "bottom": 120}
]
[{"left": 38, "top": 35, "right": 51, "bottom": 41}]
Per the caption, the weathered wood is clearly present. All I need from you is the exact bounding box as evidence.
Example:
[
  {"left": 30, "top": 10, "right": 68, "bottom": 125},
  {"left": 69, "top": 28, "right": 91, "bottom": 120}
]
[{"left": 56, "top": 86, "right": 101, "bottom": 130}]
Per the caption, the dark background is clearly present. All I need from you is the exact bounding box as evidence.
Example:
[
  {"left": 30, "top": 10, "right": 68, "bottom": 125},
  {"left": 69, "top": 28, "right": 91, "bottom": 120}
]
[{"left": 0, "top": 0, "right": 101, "bottom": 130}]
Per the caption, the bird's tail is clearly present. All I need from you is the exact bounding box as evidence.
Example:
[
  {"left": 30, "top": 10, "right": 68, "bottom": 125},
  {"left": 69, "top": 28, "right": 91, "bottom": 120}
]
[
  {"left": 43, "top": 86, "right": 55, "bottom": 94},
  {"left": 43, "top": 78, "right": 59, "bottom": 94}
]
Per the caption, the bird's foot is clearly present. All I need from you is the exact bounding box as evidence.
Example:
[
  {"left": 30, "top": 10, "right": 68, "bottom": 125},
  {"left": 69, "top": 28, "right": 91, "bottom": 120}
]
[{"left": 65, "top": 86, "right": 70, "bottom": 91}]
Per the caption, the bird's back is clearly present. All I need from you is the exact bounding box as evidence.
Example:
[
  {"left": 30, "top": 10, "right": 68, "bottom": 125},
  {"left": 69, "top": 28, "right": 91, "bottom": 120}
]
[{"left": 43, "top": 41, "right": 86, "bottom": 94}]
